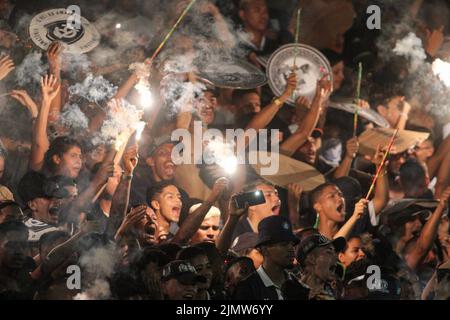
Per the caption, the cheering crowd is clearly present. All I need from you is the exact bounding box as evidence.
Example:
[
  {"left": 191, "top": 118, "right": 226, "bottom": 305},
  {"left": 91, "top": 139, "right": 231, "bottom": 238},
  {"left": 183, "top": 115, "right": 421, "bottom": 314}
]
[{"left": 0, "top": 0, "right": 450, "bottom": 300}]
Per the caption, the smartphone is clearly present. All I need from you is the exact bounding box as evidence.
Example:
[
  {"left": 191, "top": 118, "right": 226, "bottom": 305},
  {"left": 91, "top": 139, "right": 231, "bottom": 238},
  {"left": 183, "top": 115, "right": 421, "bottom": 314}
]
[{"left": 233, "top": 190, "right": 266, "bottom": 209}]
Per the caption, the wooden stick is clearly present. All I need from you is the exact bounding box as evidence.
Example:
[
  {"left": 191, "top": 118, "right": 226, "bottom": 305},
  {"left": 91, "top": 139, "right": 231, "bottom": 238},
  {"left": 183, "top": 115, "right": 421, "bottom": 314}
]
[
  {"left": 365, "top": 128, "right": 399, "bottom": 200},
  {"left": 292, "top": 8, "right": 302, "bottom": 101},
  {"left": 353, "top": 63, "right": 362, "bottom": 137}
]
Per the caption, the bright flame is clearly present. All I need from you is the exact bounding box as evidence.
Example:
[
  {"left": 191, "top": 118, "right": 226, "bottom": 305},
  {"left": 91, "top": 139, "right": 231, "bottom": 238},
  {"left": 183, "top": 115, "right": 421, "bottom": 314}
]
[
  {"left": 432, "top": 59, "right": 450, "bottom": 87},
  {"left": 135, "top": 82, "right": 153, "bottom": 108},
  {"left": 134, "top": 121, "right": 146, "bottom": 141},
  {"left": 115, "top": 23, "right": 122, "bottom": 29},
  {"left": 218, "top": 155, "right": 238, "bottom": 175}
]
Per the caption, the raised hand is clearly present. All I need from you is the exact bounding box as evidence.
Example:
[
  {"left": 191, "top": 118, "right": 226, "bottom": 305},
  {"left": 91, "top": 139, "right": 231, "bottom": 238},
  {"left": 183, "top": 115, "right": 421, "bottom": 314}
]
[
  {"left": 287, "top": 183, "right": 303, "bottom": 203},
  {"left": 40, "top": 74, "right": 60, "bottom": 102},
  {"left": 115, "top": 205, "right": 148, "bottom": 240},
  {"left": 122, "top": 144, "right": 139, "bottom": 175},
  {"left": 208, "top": 177, "right": 230, "bottom": 202},
  {"left": 371, "top": 144, "right": 386, "bottom": 167},
  {"left": 283, "top": 72, "right": 297, "bottom": 97},
  {"left": 0, "top": 55, "right": 15, "bottom": 81},
  {"left": 47, "top": 41, "right": 63, "bottom": 70},
  {"left": 345, "top": 137, "right": 359, "bottom": 159},
  {"left": 10, "top": 90, "right": 39, "bottom": 118},
  {"left": 353, "top": 199, "right": 368, "bottom": 219},
  {"left": 316, "top": 73, "right": 333, "bottom": 102},
  {"left": 228, "top": 195, "right": 248, "bottom": 218}
]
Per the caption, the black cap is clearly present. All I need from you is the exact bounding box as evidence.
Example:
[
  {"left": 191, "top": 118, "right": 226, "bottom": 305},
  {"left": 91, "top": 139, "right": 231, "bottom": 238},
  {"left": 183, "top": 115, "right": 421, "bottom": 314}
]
[
  {"left": 18, "top": 171, "right": 74, "bottom": 204},
  {"left": 231, "top": 232, "right": 259, "bottom": 252},
  {"left": 161, "top": 260, "right": 207, "bottom": 285},
  {"left": 383, "top": 199, "right": 438, "bottom": 226},
  {"left": 296, "top": 234, "right": 346, "bottom": 264},
  {"left": 18, "top": 171, "right": 50, "bottom": 204},
  {"left": 255, "top": 215, "right": 299, "bottom": 247}
]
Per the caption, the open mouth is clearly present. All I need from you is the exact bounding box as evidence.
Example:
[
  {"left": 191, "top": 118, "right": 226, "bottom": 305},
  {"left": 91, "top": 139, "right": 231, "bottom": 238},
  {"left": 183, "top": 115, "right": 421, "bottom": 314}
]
[
  {"left": 272, "top": 204, "right": 280, "bottom": 215},
  {"left": 183, "top": 292, "right": 195, "bottom": 300},
  {"left": 172, "top": 207, "right": 181, "bottom": 217},
  {"left": 164, "top": 162, "right": 175, "bottom": 174},
  {"left": 336, "top": 203, "right": 344, "bottom": 215}
]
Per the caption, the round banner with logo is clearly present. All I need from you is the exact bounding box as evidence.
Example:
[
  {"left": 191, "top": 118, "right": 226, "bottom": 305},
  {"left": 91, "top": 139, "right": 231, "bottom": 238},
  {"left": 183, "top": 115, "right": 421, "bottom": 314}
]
[{"left": 29, "top": 8, "right": 100, "bottom": 54}]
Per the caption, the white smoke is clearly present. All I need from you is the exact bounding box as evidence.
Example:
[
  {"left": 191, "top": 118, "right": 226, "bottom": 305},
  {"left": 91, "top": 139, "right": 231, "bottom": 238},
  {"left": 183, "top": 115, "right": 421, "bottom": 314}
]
[
  {"left": 59, "top": 104, "right": 89, "bottom": 131},
  {"left": 68, "top": 73, "right": 117, "bottom": 104},
  {"left": 14, "top": 51, "right": 48, "bottom": 87},
  {"left": 61, "top": 52, "right": 92, "bottom": 78},
  {"left": 393, "top": 32, "right": 427, "bottom": 71},
  {"left": 73, "top": 243, "right": 119, "bottom": 300},
  {"left": 94, "top": 99, "right": 143, "bottom": 145},
  {"left": 432, "top": 59, "right": 450, "bottom": 87}
]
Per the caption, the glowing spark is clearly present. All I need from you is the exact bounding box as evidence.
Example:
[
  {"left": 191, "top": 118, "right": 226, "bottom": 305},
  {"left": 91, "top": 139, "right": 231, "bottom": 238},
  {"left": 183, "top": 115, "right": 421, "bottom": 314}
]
[
  {"left": 134, "top": 82, "right": 153, "bottom": 108},
  {"left": 115, "top": 23, "right": 121, "bottom": 29},
  {"left": 432, "top": 58, "right": 450, "bottom": 87},
  {"left": 218, "top": 155, "right": 238, "bottom": 175}
]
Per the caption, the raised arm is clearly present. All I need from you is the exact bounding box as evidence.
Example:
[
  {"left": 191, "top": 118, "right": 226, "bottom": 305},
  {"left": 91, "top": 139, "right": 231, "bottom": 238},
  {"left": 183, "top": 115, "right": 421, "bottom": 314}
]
[
  {"left": 370, "top": 146, "right": 390, "bottom": 214},
  {"left": 46, "top": 42, "right": 63, "bottom": 122},
  {"left": 10, "top": 90, "right": 39, "bottom": 119},
  {"left": 216, "top": 200, "right": 247, "bottom": 255},
  {"left": 334, "top": 199, "right": 368, "bottom": 240},
  {"left": 30, "top": 74, "right": 60, "bottom": 171},
  {"left": 287, "top": 183, "right": 302, "bottom": 229},
  {"left": 395, "top": 99, "right": 410, "bottom": 130},
  {"left": 280, "top": 76, "right": 332, "bottom": 156},
  {"left": 406, "top": 187, "right": 450, "bottom": 270},
  {"left": 428, "top": 135, "right": 450, "bottom": 179},
  {"left": 65, "top": 148, "right": 116, "bottom": 225},
  {"left": 245, "top": 72, "right": 296, "bottom": 132},
  {"left": 42, "top": 220, "right": 102, "bottom": 272},
  {"left": 106, "top": 145, "right": 138, "bottom": 240},
  {"left": 333, "top": 137, "right": 359, "bottom": 179},
  {"left": 171, "top": 177, "right": 229, "bottom": 245}
]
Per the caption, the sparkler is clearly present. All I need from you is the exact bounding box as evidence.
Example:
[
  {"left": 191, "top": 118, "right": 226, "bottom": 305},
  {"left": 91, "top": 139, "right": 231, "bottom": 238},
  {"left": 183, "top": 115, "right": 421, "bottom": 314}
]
[
  {"left": 145, "top": 0, "right": 197, "bottom": 67},
  {"left": 218, "top": 155, "right": 238, "bottom": 175},
  {"left": 365, "top": 128, "right": 399, "bottom": 200},
  {"left": 135, "top": 81, "right": 153, "bottom": 108},
  {"left": 353, "top": 62, "right": 362, "bottom": 137},
  {"left": 0, "top": 92, "right": 10, "bottom": 98}
]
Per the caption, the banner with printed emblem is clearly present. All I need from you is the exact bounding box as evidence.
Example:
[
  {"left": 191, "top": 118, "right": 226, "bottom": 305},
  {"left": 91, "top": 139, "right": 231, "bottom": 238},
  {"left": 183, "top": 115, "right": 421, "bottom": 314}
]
[{"left": 29, "top": 8, "right": 100, "bottom": 54}]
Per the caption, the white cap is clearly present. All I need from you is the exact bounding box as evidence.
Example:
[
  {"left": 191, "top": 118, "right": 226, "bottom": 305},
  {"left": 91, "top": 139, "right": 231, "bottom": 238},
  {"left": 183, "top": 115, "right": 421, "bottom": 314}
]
[{"left": 189, "top": 203, "right": 221, "bottom": 220}]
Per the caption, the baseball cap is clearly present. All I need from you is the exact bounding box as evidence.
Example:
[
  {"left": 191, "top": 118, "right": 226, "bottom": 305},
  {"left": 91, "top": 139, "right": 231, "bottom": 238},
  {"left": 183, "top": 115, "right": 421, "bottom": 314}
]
[
  {"left": 161, "top": 260, "right": 207, "bottom": 285},
  {"left": 230, "top": 232, "right": 259, "bottom": 253},
  {"left": 255, "top": 215, "right": 299, "bottom": 247},
  {"left": 296, "top": 234, "right": 346, "bottom": 264},
  {"left": 18, "top": 171, "right": 75, "bottom": 204}
]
